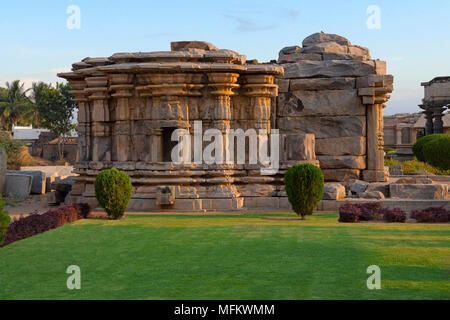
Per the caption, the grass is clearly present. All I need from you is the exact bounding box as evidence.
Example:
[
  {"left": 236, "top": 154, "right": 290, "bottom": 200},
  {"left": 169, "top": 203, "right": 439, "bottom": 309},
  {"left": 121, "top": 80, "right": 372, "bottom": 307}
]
[
  {"left": 0, "top": 212, "right": 449, "bottom": 300},
  {"left": 384, "top": 158, "right": 450, "bottom": 175}
]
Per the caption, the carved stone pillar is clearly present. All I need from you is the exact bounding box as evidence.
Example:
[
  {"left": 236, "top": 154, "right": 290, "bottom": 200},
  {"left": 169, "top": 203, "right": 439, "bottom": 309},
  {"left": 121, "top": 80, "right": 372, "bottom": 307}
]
[
  {"left": 85, "top": 76, "right": 111, "bottom": 162},
  {"left": 109, "top": 74, "right": 134, "bottom": 162},
  {"left": 69, "top": 85, "right": 90, "bottom": 161},
  {"left": 423, "top": 110, "right": 434, "bottom": 135},
  {"left": 431, "top": 107, "right": 446, "bottom": 134},
  {"left": 357, "top": 75, "right": 393, "bottom": 182},
  {"left": 395, "top": 126, "right": 402, "bottom": 145}
]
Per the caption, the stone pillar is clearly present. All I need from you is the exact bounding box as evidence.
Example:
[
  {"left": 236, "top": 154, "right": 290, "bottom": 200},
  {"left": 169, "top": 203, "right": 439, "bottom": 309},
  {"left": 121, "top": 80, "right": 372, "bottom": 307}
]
[
  {"left": 432, "top": 107, "right": 446, "bottom": 134},
  {"left": 207, "top": 73, "right": 240, "bottom": 162},
  {"left": 357, "top": 74, "right": 393, "bottom": 182},
  {"left": 424, "top": 110, "right": 434, "bottom": 136},
  {"left": 110, "top": 74, "right": 135, "bottom": 162},
  {"left": 85, "top": 76, "right": 111, "bottom": 162},
  {"left": 395, "top": 126, "right": 402, "bottom": 145}
]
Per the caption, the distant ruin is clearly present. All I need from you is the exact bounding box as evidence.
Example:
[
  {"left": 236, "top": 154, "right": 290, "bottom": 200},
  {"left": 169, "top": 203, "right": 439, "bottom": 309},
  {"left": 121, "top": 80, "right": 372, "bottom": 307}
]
[{"left": 59, "top": 32, "right": 394, "bottom": 211}]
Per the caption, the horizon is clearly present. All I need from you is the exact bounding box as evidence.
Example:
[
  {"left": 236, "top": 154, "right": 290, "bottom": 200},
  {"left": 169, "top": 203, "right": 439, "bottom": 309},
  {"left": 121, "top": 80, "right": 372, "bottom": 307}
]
[{"left": 1, "top": 0, "right": 449, "bottom": 115}]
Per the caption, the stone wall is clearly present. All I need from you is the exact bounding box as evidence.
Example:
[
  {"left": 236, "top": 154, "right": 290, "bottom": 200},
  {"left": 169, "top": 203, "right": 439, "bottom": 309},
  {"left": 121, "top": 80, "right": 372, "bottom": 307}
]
[{"left": 276, "top": 32, "right": 393, "bottom": 182}]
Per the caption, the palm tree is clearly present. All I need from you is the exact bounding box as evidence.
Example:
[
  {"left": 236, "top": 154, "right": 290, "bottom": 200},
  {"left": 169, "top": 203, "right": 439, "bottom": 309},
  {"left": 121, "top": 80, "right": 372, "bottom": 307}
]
[
  {"left": 30, "top": 82, "right": 48, "bottom": 127},
  {"left": 0, "top": 80, "right": 35, "bottom": 130}
]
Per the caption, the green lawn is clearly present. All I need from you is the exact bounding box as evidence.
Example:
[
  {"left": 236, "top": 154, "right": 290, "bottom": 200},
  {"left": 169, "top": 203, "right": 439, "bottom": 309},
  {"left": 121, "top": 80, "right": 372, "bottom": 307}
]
[{"left": 0, "top": 212, "right": 449, "bottom": 300}]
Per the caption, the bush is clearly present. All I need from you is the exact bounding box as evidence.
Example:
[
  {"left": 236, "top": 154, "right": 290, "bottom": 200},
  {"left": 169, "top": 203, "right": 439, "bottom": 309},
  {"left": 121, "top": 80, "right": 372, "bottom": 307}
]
[
  {"left": 284, "top": 164, "right": 324, "bottom": 220},
  {"left": 94, "top": 168, "right": 132, "bottom": 220},
  {"left": 421, "top": 134, "right": 450, "bottom": 170},
  {"left": 382, "top": 208, "right": 407, "bottom": 223},
  {"left": 411, "top": 207, "right": 450, "bottom": 223},
  {"left": 338, "top": 202, "right": 361, "bottom": 223},
  {"left": 2, "top": 204, "right": 90, "bottom": 246},
  {"left": 0, "top": 196, "right": 11, "bottom": 245},
  {"left": 412, "top": 134, "right": 440, "bottom": 162},
  {"left": 0, "top": 135, "right": 24, "bottom": 170},
  {"left": 356, "top": 202, "right": 383, "bottom": 221}
]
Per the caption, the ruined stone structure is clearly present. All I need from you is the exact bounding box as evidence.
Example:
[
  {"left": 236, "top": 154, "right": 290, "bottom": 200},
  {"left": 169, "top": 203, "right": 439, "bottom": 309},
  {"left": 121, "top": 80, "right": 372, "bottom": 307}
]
[
  {"left": 277, "top": 32, "right": 393, "bottom": 183},
  {"left": 419, "top": 77, "right": 450, "bottom": 135},
  {"left": 59, "top": 33, "right": 394, "bottom": 211}
]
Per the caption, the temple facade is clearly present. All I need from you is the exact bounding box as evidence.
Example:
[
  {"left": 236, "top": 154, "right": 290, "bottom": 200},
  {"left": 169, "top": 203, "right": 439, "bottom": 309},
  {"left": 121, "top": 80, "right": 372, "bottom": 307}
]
[{"left": 59, "top": 32, "right": 394, "bottom": 211}]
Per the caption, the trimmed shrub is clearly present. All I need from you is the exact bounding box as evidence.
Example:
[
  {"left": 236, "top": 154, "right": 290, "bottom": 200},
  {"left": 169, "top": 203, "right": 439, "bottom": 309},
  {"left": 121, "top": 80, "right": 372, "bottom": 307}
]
[
  {"left": 94, "top": 168, "right": 132, "bottom": 220},
  {"left": 0, "top": 196, "right": 11, "bottom": 245},
  {"left": 2, "top": 204, "right": 90, "bottom": 246},
  {"left": 412, "top": 134, "right": 440, "bottom": 162},
  {"left": 284, "top": 164, "right": 324, "bottom": 220},
  {"left": 411, "top": 207, "right": 450, "bottom": 223},
  {"left": 421, "top": 134, "right": 450, "bottom": 170},
  {"left": 357, "top": 202, "right": 383, "bottom": 221},
  {"left": 382, "top": 208, "right": 407, "bottom": 223},
  {"left": 338, "top": 202, "right": 361, "bottom": 223}
]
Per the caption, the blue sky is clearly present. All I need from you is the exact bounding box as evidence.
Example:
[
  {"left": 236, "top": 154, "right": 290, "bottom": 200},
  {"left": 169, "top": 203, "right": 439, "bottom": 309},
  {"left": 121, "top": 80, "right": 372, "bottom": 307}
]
[{"left": 0, "top": 0, "right": 449, "bottom": 115}]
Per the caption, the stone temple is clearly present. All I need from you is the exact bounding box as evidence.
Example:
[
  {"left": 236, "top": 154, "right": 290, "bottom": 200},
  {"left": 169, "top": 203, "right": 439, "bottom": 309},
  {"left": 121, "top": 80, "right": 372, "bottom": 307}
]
[{"left": 58, "top": 32, "right": 394, "bottom": 211}]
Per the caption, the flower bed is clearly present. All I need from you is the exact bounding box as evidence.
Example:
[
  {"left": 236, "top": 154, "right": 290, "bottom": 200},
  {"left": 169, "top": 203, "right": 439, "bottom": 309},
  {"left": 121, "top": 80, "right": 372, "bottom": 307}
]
[{"left": 1, "top": 204, "right": 90, "bottom": 247}]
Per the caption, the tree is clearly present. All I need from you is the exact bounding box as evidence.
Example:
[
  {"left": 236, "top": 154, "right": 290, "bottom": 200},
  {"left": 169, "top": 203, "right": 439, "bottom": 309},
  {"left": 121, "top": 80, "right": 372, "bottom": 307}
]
[
  {"left": 284, "top": 163, "right": 324, "bottom": 220},
  {"left": 35, "top": 82, "right": 77, "bottom": 160},
  {"left": 0, "top": 80, "right": 35, "bottom": 130}
]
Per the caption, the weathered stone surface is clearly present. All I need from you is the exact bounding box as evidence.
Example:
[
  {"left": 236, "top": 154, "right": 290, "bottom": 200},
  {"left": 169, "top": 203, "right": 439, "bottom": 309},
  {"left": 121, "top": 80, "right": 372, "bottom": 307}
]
[
  {"left": 276, "top": 79, "right": 290, "bottom": 93},
  {"left": 171, "top": 41, "right": 218, "bottom": 52},
  {"left": 302, "top": 42, "right": 348, "bottom": 54},
  {"left": 389, "top": 164, "right": 403, "bottom": 176},
  {"left": 359, "top": 191, "right": 385, "bottom": 199},
  {"left": 366, "top": 182, "right": 390, "bottom": 198},
  {"left": 317, "top": 156, "right": 366, "bottom": 169},
  {"left": 51, "top": 176, "right": 75, "bottom": 193},
  {"left": 348, "top": 45, "right": 370, "bottom": 56},
  {"left": 280, "top": 46, "right": 302, "bottom": 54},
  {"left": 278, "top": 90, "right": 365, "bottom": 117},
  {"left": 394, "top": 177, "right": 433, "bottom": 184},
  {"left": 277, "top": 116, "right": 366, "bottom": 139},
  {"left": 302, "top": 32, "right": 351, "bottom": 47},
  {"left": 284, "top": 133, "right": 315, "bottom": 161},
  {"left": 5, "top": 173, "right": 32, "bottom": 198},
  {"left": 283, "top": 60, "right": 376, "bottom": 79},
  {"left": 14, "top": 170, "right": 46, "bottom": 194},
  {"left": 290, "top": 78, "right": 355, "bottom": 91},
  {"left": 322, "top": 183, "right": 346, "bottom": 200},
  {"left": 323, "top": 53, "right": 368, "bottom": 61},
  {"left": 278, "top": 52, "right": 322, "bottom": 63},
  {"left": 322, "top": 169, "right": 360, "bottom": 182},
  {"left": 316, "top": 137, "right": 366, "bottom": 156},
  {"left": 348, "top": 179, "right": 370, "bottom": 194},
  {"left": 374, "top": 60, "right": 386, "bottom": 75},
  {"left": 390, "top": 184, "right": 449, "bottom": 200},
  {"left": 0, "top": 150, "right": 6, "bottom": 195}
]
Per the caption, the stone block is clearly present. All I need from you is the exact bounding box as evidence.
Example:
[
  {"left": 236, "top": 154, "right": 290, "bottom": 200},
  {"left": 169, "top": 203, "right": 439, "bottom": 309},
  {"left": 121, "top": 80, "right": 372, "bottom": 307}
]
[
  {"left": 348, "top": 179, "right": 370, "bottom": 193},
  {"left": 302, "top": 42, "right": 348, "bottom": 54},
  {"left": 47, "top": 190, "right": 67, "bottom": 205},
  {"left": 389, "top": 164, "right": 403, "bottom": 176},
  {"left": 322, "top": 169, "right": 360, "bottom": 182},
  {"left": 389, "top": 184, "right": 449, "bottom": 200},
  {"left": 366, "top": 183, "right": 390, "bottom": 198},
  {"left": 317, "top": 156, "right": 366, "bottom": 169},
  {"left": 347, "top": 45, "right": 370, "bottom": 56},
  {"left": 276, "top": 79, "right": 290, "bottom": 93},
  {"left": 279, "top": 46, "right": 302, "bottom": 54},
  {"left": 16, "top": 170, "right": 46, "bottom": 194},
  {"left": 284, "top": 133, "right": 316, "bottom": 161},
  {"left": 322, "top": 53, "right": 368, "bottom": 61},
  {"left": 278, "top": 52, "right": 322, "bottom": 63},
  {"left": 290, "top": 78, "right": 356, "bottom": 91},
  {"left": 0, "top": 149, "right": 6, "bottom": 195},
  {"left": 278, "top": 90, "right": 365, "bottom": 117},
  {"left": 283, "top": 60, "right": 375, "bottom": 79},
  {"left": 323, "top": 183, "right": 346, "bottom": 200},
  {"left": 277, "top": 116, "right": 366, "bottom": 139},
  {"left": 5, "top": 173, "right": 32, "bottom": 199},
  {"left": 171, "top": 41, "right": 218, "bottom": 52},
  {"left": 316, "top": 137, "right": 366, "bottom": 156},
  {"left": 51, "top": 176, "right": 75, "bottom": 193},
  {"left": 359, "top": 191, "right": 385, "bottom": 199},
  {"left": 394, "top": 177, "right": 433, "bottom": 184},
  {"left": 374, "top": 60, "right": 386, "bottom": 75},
  {"left": 302, "top": 32, "right": 351, "bottom": 47}
]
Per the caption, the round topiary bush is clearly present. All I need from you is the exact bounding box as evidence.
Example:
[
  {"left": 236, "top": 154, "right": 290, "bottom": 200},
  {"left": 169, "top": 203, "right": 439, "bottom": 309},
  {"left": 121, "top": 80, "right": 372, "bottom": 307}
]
[
  {"left": 94, "top": 168, "right": 132, "bottom": 220},
  {"left": 283, "top": 163, "right": 324, "bottom": 220},
  {"left": 421, "top": 134, "right": 450, "bottom": 170},
  {"left": 412, "top": 134, "right": 442, "bottom": 162}
]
